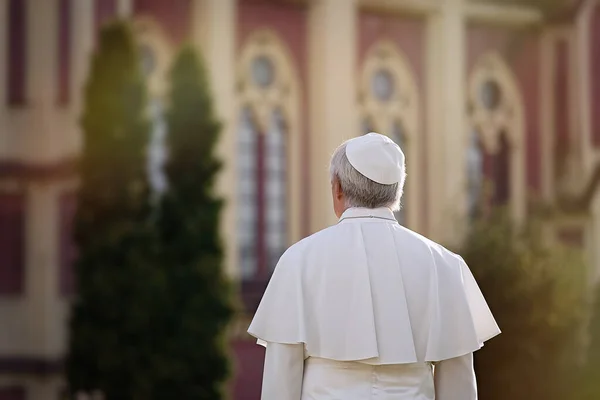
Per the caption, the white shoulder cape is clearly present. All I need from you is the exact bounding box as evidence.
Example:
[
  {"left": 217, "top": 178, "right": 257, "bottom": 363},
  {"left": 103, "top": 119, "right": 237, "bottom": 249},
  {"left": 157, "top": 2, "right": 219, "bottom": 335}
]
[{"left": 248, "top": 208, "right": 500, "bottom": 363}]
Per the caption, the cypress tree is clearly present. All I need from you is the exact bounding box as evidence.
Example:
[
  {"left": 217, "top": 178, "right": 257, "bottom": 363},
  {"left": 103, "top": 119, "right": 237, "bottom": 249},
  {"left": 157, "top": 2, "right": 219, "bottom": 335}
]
[
  {"left": 153, "top": 45, "right": 234, "bottom": 399},
  {"left": 66, "top": 21, "right": 161, "bottom": 399}
]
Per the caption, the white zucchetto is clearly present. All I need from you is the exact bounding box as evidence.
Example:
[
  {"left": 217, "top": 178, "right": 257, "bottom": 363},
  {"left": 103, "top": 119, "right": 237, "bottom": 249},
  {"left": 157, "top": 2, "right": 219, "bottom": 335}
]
[{"left": 345, "top": 132, "right": 405, "bottom": 185}]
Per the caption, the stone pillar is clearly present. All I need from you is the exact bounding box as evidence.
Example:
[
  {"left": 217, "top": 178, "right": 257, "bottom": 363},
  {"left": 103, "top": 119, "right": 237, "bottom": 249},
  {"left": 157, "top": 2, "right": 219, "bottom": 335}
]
[
  {"left": 27, "top": 0, "right": 59, "bottom": 162},
  {"left": 27, "top": 0, "right": 58, "bottom": 106},
  {"left": 28, "top": 0, "right": 58, "bottom": 107},
  {"left": 71, "top": 0, "right": 94, "bottom": 130},
  {"left": 26, "top": 184, "right": 58, "bottom": 357},
  {"left": 191, "top": 0, "right": 237, "bottom": 277},
  {"left": 575, "top": 0, "right": 594, "bottom": 175},
  {"left": 425, "top": 0, "right": 467, "bottom": 245},
  {"left": 539, "top": 29, "right": 554, "bottom": 203},
  {"left": 117, "top": 0, "right": 133, "bottom": 18},
  {"left": 308, "top": 0, "right": 358, "bottom": 232}
]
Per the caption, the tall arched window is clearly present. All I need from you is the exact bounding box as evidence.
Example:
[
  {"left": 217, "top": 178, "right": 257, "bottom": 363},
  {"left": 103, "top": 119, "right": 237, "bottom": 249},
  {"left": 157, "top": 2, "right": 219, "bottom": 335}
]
[
  {"left": 238, "top": 107, "right": 259, "bottom": 278},
  {"left": 492, "top": 131, "right": 511, "bottom": 206},
  {"left": 359, "top": 41, "right": 421, "bottom": 229},
  {"left": 467, "top": 53, "right": 525, "bottom": 221},
  {"left": 265, "top": 109, "right": 288, "bottom": 269},
  {"left": 236, "top": 31, "right": 301, "bottom": 280},
  {"left": 466, "top": 129, "right": 484, "bottom": 219}
]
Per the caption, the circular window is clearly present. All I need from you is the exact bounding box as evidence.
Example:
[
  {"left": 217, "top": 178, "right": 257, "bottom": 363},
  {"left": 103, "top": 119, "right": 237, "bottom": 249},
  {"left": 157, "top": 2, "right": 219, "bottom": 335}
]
[
  {"left": 251, "top": 55, "right": 275, "bottom": 88},
  {"left": 371, "top": 69, "right": 395, "bottom": 102},
  {"left": 139, "top": 44, "right": 156, "bottom": 77},
  {"left": 480, "top": 80, "right": 501, "bottom": 110}
]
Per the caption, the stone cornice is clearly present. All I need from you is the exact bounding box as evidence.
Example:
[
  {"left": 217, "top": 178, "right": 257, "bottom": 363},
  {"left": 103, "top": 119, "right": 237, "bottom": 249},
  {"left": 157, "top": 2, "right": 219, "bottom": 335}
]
[{"left": 0, "top": 158, "right": 78, "bottom": 183}]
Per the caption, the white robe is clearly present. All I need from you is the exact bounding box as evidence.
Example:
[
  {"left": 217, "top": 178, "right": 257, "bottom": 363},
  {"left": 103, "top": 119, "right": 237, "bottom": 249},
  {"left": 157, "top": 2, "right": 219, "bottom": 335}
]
[{"left": 249, "top": 207, "right": 500, "bottom": 399}]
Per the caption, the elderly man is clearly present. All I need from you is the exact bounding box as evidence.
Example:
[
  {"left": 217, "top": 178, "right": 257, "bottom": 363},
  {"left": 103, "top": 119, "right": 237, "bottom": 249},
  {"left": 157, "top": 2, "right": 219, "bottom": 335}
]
[{"left": 248, "top": 133, "right": 500, "bottom": 400}]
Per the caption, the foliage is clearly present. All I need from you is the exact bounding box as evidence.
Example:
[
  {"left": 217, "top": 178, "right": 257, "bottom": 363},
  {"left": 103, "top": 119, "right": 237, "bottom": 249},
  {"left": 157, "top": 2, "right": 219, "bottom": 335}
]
[
  {"left": 151, "top": 45, "right": 235, "bottom": 399},
  {"left": 577, "top": 284, "right": 600, "bottom": 400},
  {"left": 67, "top": 26, "right": 234, "bottom": 399},
  {"left": 457, "top": 211, "right": 590, "bottom": 400},
  {"left": 66, "top": 21, "right": 164, "bottom": 399}
]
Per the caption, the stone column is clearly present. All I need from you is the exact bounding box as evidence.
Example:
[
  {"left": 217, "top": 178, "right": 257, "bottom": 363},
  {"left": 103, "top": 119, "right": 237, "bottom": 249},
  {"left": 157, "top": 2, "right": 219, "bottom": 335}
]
[
  {"left": 27, "top": 0, "right": 59, "bottom": 162},
  {"left": 28, "top": 0, "right": 58, "bottom": 107},
  {"left": 575, "top": 0, "right": 595, "bottom": 175},
  {"left": 26, "top": 184, "right": 58, "bottom": 357},
  {"left": 425, "top": 0, "right": 467, "bottom": 245},
  {"left": 191, "top": 0, "right": 237, "bottom": 277},
  {"left": 308, "top": 0, "right": 358, "bottom": 232},
  {"left": 70, "top": 0, "right": 94, "bottom": 151},
  {"left": 539, "top": 29, "right": 554, "bottom": 202},
  {"left": 117, "top": 0, "right": 133, "bottom": 18}
]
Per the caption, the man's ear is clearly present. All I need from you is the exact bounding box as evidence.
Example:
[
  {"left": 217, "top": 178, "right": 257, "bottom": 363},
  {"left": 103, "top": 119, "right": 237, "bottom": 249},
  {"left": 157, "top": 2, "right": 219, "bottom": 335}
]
[{"left": 333, "top": 178, "right": 344, "bottom": 200}]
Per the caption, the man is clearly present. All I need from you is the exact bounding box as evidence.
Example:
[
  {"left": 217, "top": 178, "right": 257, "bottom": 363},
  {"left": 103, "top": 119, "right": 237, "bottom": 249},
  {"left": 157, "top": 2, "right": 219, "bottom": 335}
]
[{"left": 248, "top": 133, "right": 500, "bottom": 400}]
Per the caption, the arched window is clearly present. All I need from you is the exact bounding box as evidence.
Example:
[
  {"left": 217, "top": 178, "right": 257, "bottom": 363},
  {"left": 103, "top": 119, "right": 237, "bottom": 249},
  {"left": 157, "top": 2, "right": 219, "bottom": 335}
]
[
  {"left": 492, "top": 131, "right": 511, "bottom": 206},
  {"left": 237, "top": 107, "right": 259, "bottom": 278},
  {"left": 236, "top": 31, "right": 301, "bottom": 280},
  {"left": 467, "top": 53, "right": 525, "bottom": 221},
  {"left": 265, "top": 109, "right": 288, "bottom": 270},
  {"left": 359, "top": 41, "right": 421, "bottom": 229},
  {"left": 466, "top": 129, "right": 484, "bottom": 219}
]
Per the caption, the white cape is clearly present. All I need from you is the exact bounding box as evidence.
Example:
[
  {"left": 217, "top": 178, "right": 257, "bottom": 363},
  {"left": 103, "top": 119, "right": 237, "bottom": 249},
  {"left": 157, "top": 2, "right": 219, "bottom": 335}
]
[{"left": 248, "top": 207, "right": 500, "bottom": 364}]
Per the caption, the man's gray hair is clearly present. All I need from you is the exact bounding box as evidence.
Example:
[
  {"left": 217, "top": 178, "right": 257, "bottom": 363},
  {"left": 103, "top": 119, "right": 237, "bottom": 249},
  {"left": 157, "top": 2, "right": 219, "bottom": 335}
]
[{"left": 329, "top": 140, "right": 405, "bottom": 211}]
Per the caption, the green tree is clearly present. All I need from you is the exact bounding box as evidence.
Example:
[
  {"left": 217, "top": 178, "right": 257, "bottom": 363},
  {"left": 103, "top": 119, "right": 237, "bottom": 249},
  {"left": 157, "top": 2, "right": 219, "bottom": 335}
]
[
  {"left": 151, "top": 45, "right": 234, "bottom": 399},
  {"left": 66, "top": 21, "right": 163, "bottom": 399},
  {"left": 578, "top": 284, "right": 600, "bottom": 400},
  {"left": 457, "top": 211, "right": 590, "bottom": 400}
]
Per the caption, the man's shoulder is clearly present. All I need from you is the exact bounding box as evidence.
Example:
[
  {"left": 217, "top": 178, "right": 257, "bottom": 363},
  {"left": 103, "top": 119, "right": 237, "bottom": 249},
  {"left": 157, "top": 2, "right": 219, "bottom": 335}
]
[
  {"left": 282, "top": 224, "right": 339, "bottom": 257},
  {"left": 281, "top": 222, "right": 463, "bottom": 267},
  {"left": 400, "top": 226, "right": 459, "bottom": 256}
]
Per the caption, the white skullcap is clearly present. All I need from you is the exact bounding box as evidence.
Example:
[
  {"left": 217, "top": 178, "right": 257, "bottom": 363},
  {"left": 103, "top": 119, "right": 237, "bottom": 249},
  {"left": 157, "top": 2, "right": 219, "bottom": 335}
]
[{"left": 345, "top": 132, "right": 405, "bottom": 185}]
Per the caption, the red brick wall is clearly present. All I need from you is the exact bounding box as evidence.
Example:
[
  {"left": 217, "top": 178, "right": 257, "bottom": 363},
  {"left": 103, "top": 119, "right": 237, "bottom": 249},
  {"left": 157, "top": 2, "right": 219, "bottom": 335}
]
[
  {"left": 591, "top": 4, "right": 600, "bottom": 148},
  {"left": 237, "top": 1, "right": 310, "bottom": 237},
  {"left": 133, "top": 0, "right": 191, "bottom": 44},
  {"left": 467, "top": 24, "right": 542, "bottom": 194}
]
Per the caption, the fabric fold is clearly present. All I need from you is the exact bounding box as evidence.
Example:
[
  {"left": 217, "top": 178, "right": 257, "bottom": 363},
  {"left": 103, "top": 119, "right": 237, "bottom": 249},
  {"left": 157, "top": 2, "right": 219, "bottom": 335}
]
[{"left": 248, "top": 207, "right": 500, "bottom": 364}]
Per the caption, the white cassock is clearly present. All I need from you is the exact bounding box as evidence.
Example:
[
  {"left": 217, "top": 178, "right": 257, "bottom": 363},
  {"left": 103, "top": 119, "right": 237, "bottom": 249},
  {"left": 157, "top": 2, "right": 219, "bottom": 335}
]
[{"left": 248, "top": 207, "right": 500, "bottom": 400}]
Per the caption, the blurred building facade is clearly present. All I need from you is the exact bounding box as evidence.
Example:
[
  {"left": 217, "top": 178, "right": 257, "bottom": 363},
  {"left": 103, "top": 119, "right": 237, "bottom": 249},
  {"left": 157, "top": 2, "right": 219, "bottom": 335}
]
[{"left": 0, "top": 0, "right": 599, "bottom": 399}]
